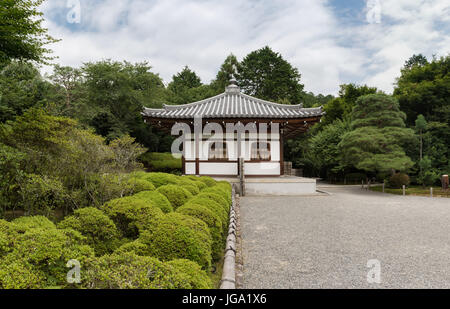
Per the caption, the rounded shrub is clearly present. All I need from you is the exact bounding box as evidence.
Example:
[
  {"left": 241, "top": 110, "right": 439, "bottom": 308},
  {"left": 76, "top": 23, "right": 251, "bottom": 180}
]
[
  {"left": 6, "top": 228, "right": 94, "bottom": 287},
  {"left": 141, "top": 173, "right": 180, "bottom": 188},
  {"left": 126, "top": 177, "right": 156, "bottom": 193},
  {"left": 133, "top": 190, "right": 173, "bottom": 213},
  {"left": 80, "top": 252, "right": 195, "bottom": 289},
  {"left": 177, "top": 204, "right": 223, "bottom": 260},
  {"left": 156, "top": 185, "right": 193, "bottom": 210},
  {"left": 167, "top": 259, "right": 213, "bottom": 289},
  {"left": 114, "top": 240, "right": 148, "bottom": 256},
  {"left": 184, "top": 197, "right": 228, "bottom": 233},
  {"left": 202, "top": 186, "right": 231, "bottom": 207},
  {"left": 0, "top": 258, "right": 45, "bottom": 289},
  {"left": 198, "top": 176, "right": 217, "bottom": 187},
  {"left": 139, "top": 213, "right": 212, "bottom": 269},
  {"left": 11, "top": 216, "right": 56, "bottom": 232},
  {"left": 389, "top": 173, "right": 410, "bottom": 188},
  {"left": 178, "top": 177, "right": 207, "bottom": 191},
  {"left": 181, "top": 184, "right": 200, "bottom": 196},
  {"left": 101, "top": 197, "right": 163, "bottom": 238},
  {"left": 196, "top": 192, "right": 229, "bottom": 211},
  {"left": 58, "top": 207, "right": 121, "bottom": 256}
]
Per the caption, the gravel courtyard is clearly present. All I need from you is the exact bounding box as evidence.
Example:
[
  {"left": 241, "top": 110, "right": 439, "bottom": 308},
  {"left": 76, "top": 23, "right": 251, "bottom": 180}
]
[{"left": 240, "top": 186, "right": 450, "bottom": 289}]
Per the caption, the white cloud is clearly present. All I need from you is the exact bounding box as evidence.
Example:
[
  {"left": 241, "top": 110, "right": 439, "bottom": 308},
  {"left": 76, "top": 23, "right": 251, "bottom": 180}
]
[{"left": 39, "top": 0, "right": 450, "bottom": 96}]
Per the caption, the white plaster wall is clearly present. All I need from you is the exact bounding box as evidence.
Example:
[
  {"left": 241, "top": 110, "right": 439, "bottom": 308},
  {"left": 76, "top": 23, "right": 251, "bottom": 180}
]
[
  {"left": 199, "top": 162, "right": 238, "bottom": 175},
  {"left": 244, "top": 162, "right": 280, "bottom": 175},
  {"left": 185, "top": 162, "right": 196, "bottom": 175}
]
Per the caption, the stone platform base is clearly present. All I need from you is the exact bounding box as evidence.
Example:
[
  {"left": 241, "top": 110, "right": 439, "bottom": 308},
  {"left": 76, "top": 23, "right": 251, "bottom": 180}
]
[{"left": 214, "top": 176, "right": 317, "bottom": 196}]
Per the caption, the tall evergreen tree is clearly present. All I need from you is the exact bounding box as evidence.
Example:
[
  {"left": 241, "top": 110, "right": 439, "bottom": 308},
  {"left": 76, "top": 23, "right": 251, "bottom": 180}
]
[
  {"left": 237, "top": 46, "right": 304, "bottom": 104},
  {"left": 339, "top": 94, "right": 416, "bottom": 174}
]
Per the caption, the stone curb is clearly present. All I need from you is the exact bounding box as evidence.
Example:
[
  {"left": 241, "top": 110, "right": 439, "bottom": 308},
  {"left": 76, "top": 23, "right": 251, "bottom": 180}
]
[{"left": 220, "top": 185, "right": 237, "bottom": 289}]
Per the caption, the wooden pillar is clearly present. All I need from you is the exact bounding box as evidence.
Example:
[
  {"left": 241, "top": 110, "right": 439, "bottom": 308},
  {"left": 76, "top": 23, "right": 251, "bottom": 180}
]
[
  {"left": 194, "top": 116, "right": 201, "bottom": 175},
  {"left": 280, "top": 127, "right": 285, "bottom": 176}
]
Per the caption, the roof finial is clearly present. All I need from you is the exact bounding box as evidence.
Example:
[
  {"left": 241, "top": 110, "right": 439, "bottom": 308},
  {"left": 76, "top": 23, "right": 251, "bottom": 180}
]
[{"left": 226, "top": 65, "right": 240, "bottom": 93}]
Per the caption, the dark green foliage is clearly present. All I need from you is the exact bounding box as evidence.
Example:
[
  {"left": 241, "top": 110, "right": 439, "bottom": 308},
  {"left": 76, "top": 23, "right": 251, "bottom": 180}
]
[
  {"left": 139, "top": 152, "right": 182, "bottom": 173},
  {"left": 139, "top": 213, "right": 212, "bottom": 269},
  {"left": 210, "top": 54, "right": 240, "bottom": 93},
  {"left": 389, "top": 173, "right": 411, "bottom": 188},
  {"left": 238, "top": 46, "right": 304, "bottom": 104},
  {"left": 177, "top": 203, "right": 224, "bottom": 260},
  {"left": 0, "top": 0, "right": 58, "bottom": 64},
  {"left": 58, "top": 207, "right": 121, "bottom": 256},
  {"left": 132, "top": 190, "right": 173, "bottom": 213},
  {"left": 101, "top": 197, "right": 163, "bottom": 238},
  {"left": 339, "top": 94, "right": 416, "bottom": 173},
  {"left": 166, "top": 66, "right": 215, "bottom": 105},
  {"left": 156, "top": 185, "right": 193, "bottom": 210},
  {"left": 80, "top": 252, "right": 210, "bottom": 289}
]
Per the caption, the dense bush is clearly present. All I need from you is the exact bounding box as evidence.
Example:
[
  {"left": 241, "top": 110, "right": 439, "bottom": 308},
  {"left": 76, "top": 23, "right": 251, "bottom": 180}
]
[
  {"left": 126, "top": 177, "right": 156, "bottom": 193},
  {"left": 140, "top": 172, "right": 180, "bottom": 188},
  {"left": 196, "top": 192, "right": 229, "bottom": 212},
  {"left": 139, "top": 213, "right": 212, "bottom": 269},
  {"left": 184, "top": 197, "right": 228, "bottom": 232},
  {"left": 0, "top": 226, "right": 94, "bottom": 288},
  {"left": 133, "top": 190, "right": 173, "bottom": 213},
  {"left": 58, "top": 207, "right": 121, "bottom": 256},
  {"left": 198, "top": 176, "right": 217, "bottom": 187},
  {"left": 167, "top": 259, "right": 213, "bottom": 289},
  {"left": 11, "top": 216, "right": 56, "bottom": 232},
  {"left": 101, "top": 197, "right": 163, "bottom": 238},
  {"left": 139, "top": 152, "right": 182, "bottom": 173},
  {"left": 18, "top": 174, "right": 69, "bottom": 215},
  {"left": 156, "top": 185, "right": 193, "bottom": 210},
  {"left": 178, "top": 176, "right": 207, "bottom": 191},
  {"left": 80, "top": 252, "right": 201, "bottom": 289},
  {"left": 177, "top": 204, "right": 224, "bottom": 260},
  {"left": 181, "top": 184, "right": 200, "bottom": 196},
  {"left": 344, "top": 173, "right": 367, "bottom": 183},
  {"left": 389, "top": 173, "right": 410, "bottom": 188}
]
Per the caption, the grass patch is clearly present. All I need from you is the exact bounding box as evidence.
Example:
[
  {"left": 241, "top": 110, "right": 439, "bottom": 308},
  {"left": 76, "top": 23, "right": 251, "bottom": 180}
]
[{"left": 371, "top": 185, "right": 450, "bottom": 198}]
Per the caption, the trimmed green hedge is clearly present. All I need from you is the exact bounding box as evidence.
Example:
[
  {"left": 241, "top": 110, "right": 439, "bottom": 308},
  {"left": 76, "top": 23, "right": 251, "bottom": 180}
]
[
  {"left": 139, "top": 213, "right": 212, "bottom": 269},
  {"left": 198, "top": 176, "right": 217, "bottom": 187},
  {"left": 126, "top": 177, "right": 156, "bottom": 193},
  {"left": 58, "top": 207, "right": 121, "bottom": 256},
  {"left": 80, "top": 252, "right": 208, "bottom": 289},
  {"left": 156, "top": 185, "right": 193, "bottom": 210},
  {"left": 167, "top": 259, "right": 212, "bottom": 289},
  {"left": 11, "top": 216, "right": 56, "bottom": 232},
  {"left": 181, "top": 184, "right": 200, "bottom": 196},
  {"left": 184, "top": 197, "right": 228, "bottom": 233},
  {"left": 139, "top": 172, "right": 180, "bottom": 188},
  {"left": 101, "top": 197, "right": 163, "bottom": 238},
  {"left": 133, "top": 190, "right": 173, "bottom": 213},
  {"left": 177, "top": 204, "right": 223, "bottom": 261},
  {"left": 0, "top": 227, "right": 94, "bottom": 288}
]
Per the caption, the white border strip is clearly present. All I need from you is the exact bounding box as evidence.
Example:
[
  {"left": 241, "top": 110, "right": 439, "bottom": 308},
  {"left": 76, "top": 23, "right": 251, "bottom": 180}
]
[{"left": 220, "top": 186, "right": 237, "bottom": 289}]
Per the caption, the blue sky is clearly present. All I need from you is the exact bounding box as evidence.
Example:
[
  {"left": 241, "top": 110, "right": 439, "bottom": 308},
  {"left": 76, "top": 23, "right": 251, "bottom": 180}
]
[{"left": 40, "top": 0, "right": 450, "bottom": 95}]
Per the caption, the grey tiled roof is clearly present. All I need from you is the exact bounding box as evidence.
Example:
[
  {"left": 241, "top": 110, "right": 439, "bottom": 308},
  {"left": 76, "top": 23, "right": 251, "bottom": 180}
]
[{"left": 143, "top": 85, "right": 324, "bottom": 120}]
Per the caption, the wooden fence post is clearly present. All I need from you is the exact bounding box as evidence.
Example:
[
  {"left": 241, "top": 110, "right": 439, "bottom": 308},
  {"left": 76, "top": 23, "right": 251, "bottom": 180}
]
[{"left": 403, "top": 185, "right": 406, "bottom": 196}]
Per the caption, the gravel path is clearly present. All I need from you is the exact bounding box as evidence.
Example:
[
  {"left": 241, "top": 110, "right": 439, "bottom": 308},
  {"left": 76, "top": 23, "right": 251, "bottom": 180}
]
[{"left": 241, "top": 186, "right": 450, "bottom": 289}]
